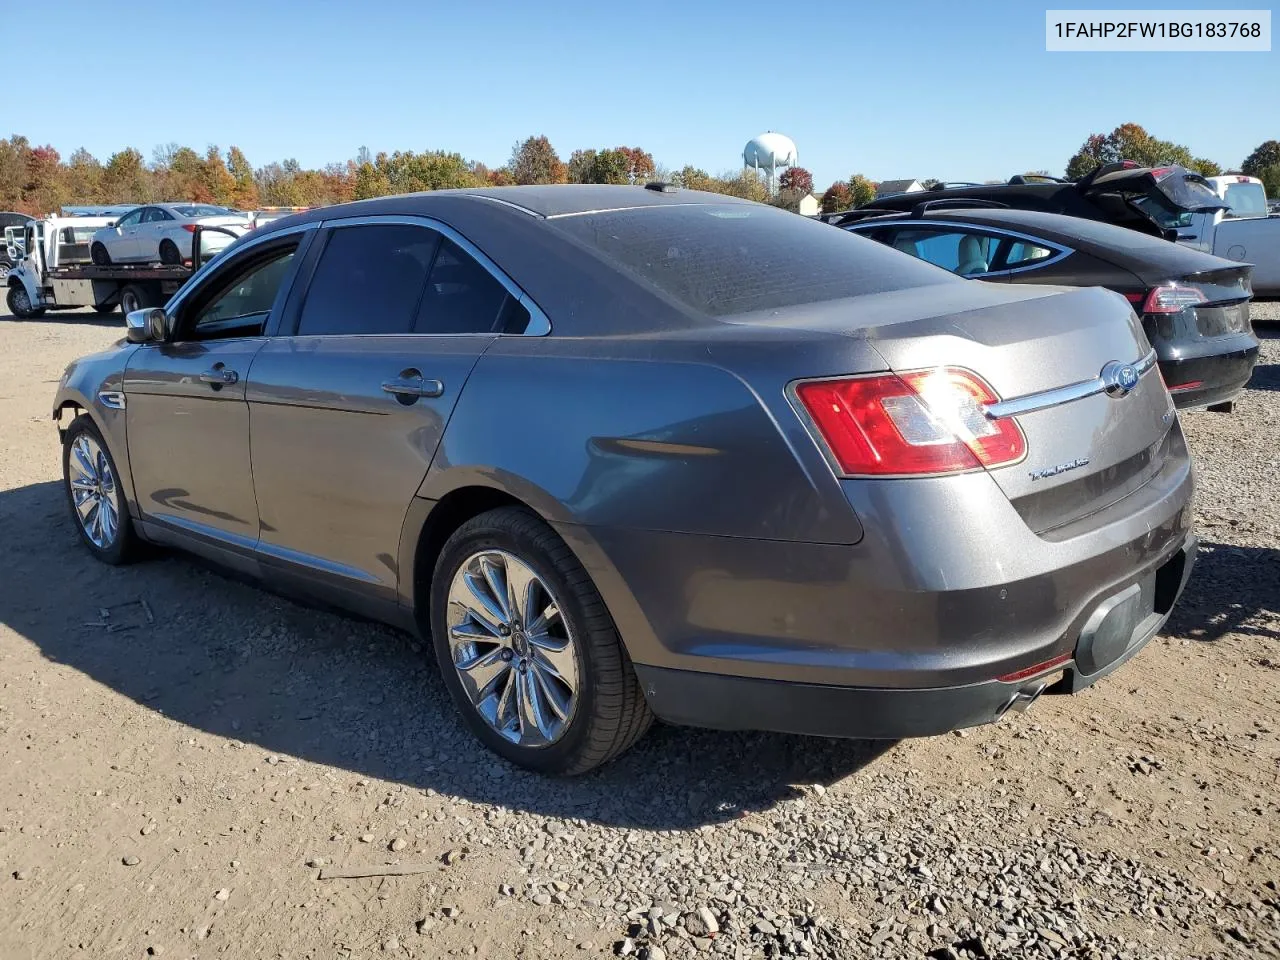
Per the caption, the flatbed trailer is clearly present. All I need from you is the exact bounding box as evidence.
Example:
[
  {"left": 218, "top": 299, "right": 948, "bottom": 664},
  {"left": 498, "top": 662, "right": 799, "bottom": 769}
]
[
  {"left": 47, "top": 262, "right": 195, "bottom": 314},
  {"left": 7, "top": 219, "right": 233, "bottom": 318}
]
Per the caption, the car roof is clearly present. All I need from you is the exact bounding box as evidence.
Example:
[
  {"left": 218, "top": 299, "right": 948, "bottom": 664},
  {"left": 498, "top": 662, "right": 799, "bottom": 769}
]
[
  {"left": 847, "top": 206, "right": 1245, "bottom": 280},
  {"left": 259, "top": 184, "right": 751, "bottom": 228}
]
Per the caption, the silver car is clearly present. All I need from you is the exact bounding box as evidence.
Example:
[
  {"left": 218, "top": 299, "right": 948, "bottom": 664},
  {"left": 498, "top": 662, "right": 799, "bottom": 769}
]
[
  {"left": 54, "top": 186, "right": 1197, "bottom": 774},
  {"left": 90, "top": 203, "right": 249, "bottom": 266}
]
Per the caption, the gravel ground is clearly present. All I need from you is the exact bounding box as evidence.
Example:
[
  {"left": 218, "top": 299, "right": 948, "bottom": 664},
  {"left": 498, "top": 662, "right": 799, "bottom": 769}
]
[{"left": 1, "top": 301, "right": 1277, "bottom": 960}]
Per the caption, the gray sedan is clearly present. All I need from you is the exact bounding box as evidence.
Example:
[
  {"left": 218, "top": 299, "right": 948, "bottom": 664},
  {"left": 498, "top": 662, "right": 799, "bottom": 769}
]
[{"left": 53, "top": 185, "right": 1197, "bottom": 774}]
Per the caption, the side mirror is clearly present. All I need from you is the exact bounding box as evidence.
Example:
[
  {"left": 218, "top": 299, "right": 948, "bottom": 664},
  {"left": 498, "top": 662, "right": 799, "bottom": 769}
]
[
  {"left": 105, "top": 220, "right": 115, "bottom": 228},
  {"left": 125, "top": 307, "right": 169, "bottom": 344},
  {"left": 5, "top": 245, "right": 16, "bottom": 261}
]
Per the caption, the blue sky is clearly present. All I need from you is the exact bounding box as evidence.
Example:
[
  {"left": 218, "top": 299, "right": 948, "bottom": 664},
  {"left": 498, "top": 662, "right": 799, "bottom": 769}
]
[{"left": 15, "top": 0, "right": 1277, "bottom": 188}]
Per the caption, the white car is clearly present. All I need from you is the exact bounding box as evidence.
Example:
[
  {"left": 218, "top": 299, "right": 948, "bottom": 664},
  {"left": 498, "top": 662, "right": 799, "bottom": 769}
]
[{"left": 90, "top": 204, "right": 250, "bottom": 266}]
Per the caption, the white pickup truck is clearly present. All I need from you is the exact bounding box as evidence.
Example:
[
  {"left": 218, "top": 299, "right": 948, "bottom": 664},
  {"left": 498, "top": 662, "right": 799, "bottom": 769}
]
[{"left": 1145, "top": 173, "right": 1280, "bottom": 295}]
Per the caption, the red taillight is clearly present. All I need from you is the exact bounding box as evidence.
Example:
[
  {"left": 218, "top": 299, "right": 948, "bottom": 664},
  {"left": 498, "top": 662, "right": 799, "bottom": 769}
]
[
  {"left": 1122, "top": 292, "right": 1145, "bottom": 304},
  {"left": 182, "top": 223, "right": 197, "bottom": 233},
  {"left": 1141, "top": 284, "right": 1206, "bottom": 314},
  {"left": 1167, "top": 380, "right": 1204, "bottom": 393},
  {"left": 793, "top": 368, "right": 1026, "bottom": 476},
  {"left": 1150, "top": 166, "right": 1174, "bottom": 178}
]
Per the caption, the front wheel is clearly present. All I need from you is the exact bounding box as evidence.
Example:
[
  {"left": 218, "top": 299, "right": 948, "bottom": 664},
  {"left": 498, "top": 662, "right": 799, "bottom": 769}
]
[
  {"left": 6, "top": 284, "right": 45, "bottom": 319},
  {"left": 91, "top": 242, "right": 111, "bottom": 266},
  {"left": 429, "top": 507, "right": 653, "bottom": 775},
  {"left": 62, "top": 416, "right": 139, "bottom": 565}
]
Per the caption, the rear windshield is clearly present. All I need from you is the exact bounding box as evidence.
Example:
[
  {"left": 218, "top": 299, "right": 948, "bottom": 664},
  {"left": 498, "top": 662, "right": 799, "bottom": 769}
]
[
  {"left": 554, "top": 204, "right": 955, "bottom": 317},
  {"left": 1223, "top": 182, "right": 1268, "bottom": 218}
]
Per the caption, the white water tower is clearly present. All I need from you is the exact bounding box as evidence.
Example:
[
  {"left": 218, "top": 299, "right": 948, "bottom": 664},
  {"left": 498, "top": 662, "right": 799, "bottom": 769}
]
[{"left": 743, "top": 132, "right": 798, "bottom": 194}]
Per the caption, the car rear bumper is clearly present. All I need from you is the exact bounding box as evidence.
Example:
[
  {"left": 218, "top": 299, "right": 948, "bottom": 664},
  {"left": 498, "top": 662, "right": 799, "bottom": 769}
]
[
  {"left": 635, "top": 534, "right": 1197, "bottom": 738},
  {"left": 1160, "top": 341, "right": 1259, "bottom": 409}
]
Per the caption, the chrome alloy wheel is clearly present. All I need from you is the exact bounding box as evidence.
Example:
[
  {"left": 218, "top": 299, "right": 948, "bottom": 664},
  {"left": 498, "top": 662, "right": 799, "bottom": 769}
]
[
  {"left": 446, "top": 550, "right": 579, "bottom": 747},
  {"left": 68, "top": 434, "right": 121, "bottom": 549}
]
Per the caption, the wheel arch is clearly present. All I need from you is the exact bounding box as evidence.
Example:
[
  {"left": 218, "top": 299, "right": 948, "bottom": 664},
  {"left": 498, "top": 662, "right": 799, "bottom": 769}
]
[{"left": 400, "top": 484, "right": 532, "bottom": 633}]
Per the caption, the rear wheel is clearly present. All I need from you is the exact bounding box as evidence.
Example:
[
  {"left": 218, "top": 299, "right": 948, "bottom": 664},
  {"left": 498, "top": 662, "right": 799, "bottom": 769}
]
[
  {"left": 6, "top": 284, "right": 45, "bottom": 319},
  {"left": 118, "top": 284, "right": 146, "bottom": 316},
  {"left": 62, "top": 416, "right": 139, "bottom": 565},
  {"left": 91, "top": 242, "right": 111, "bottom": 266},
  {"left": 159, "top": 239, "right": 182, "bottom": 265},
  {"left": 429, "top": 506, "right": 653, "bottom": 775}
]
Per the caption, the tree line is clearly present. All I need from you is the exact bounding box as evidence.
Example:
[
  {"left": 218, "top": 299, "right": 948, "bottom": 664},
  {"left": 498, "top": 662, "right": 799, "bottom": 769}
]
[
  {"left": 4, "top": 125, "right": 1277, "bottom": 218},
  {"left": 0, "top": 133, "right": 797, "bottom": 216}
]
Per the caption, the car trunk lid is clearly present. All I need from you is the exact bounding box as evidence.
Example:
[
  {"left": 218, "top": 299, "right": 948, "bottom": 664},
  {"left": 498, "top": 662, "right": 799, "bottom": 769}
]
[{"left": 770, "top": 282, "right": 1177, "bottom": 535}]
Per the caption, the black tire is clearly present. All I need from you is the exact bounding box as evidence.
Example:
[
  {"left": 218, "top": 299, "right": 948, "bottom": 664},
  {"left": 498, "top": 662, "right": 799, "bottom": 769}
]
[
  {"left": 62, "top": 415, "right": 139, "bottom": 565},
  {"left": 93, "top": 303, "right": 116, "bottom": 314},
  {"left": 91, "top": 242, "right": 111, "bottom": 266},
  {"left": 159, "top": 239, "right": 181, "bottom": 266},
  {"left": 429, "top": 506, "right": 653, "bottom": 775},
  {"left": 118, "top": 284, "right": 145, "bottom": 316},
  {"left": 6, "top": 284, "right": 45, "bottom": 319}
]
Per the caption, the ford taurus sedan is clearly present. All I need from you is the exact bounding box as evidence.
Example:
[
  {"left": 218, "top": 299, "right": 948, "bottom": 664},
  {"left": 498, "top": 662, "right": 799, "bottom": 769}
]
[{"left": 54, "top": 185, "right": 1197, "bottom": 774}]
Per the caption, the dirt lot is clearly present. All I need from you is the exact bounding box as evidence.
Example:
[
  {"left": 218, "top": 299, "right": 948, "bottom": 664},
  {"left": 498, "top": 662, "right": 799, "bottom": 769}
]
[{"left": 1, "top": 301, "right": 1278, "bottom": 960}]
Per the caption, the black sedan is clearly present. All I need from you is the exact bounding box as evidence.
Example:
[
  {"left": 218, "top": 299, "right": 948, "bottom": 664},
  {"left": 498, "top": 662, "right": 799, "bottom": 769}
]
[{"left": 837, "top": 205, "right": 1259, "bottom": 411}]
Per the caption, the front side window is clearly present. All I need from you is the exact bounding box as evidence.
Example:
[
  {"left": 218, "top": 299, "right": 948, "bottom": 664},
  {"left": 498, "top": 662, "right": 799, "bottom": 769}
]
[
  {"left": 296, "top": 224, "right": 439, "bottom": 336},
  {"left": 185, "top": 248, "right": 297, "bottom": 340},
  {"left": 116, "top": 209, "right": 144, "bottom": 228}
]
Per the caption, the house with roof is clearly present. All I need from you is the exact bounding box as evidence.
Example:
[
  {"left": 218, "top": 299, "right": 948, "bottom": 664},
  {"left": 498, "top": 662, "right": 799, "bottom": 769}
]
[{"left": 875, "top": 179, "right": 924, "bottom": 198}]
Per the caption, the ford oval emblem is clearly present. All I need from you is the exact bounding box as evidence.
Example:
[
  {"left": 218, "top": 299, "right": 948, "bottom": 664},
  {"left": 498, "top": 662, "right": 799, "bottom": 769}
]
[{"left": 1102, "top": 360, "right": 1140, "bottom": 398}]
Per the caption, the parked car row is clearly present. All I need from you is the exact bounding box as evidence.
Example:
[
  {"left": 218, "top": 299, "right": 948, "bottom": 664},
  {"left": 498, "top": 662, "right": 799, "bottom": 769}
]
[
  {"left": 851, "top": 162, "right": 1279, "bottom": 296},
  {"left": 56, "top": 183, "right": 1204, "bottom": 775}
]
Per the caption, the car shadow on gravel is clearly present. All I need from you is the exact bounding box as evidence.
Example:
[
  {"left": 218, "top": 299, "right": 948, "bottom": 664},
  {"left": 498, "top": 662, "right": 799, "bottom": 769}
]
[
  {"left": 1163, "top": 540, "right": 1280, "bottom": 644},
  {"left": 0, "top": 479, "right": 893, "bottom": 830}
]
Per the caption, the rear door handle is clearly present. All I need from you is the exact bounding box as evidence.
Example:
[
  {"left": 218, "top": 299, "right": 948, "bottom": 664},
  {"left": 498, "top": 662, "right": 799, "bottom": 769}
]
[
  {"left": 198, "top": 367, "right": 238, "bottom": 385},
  {"left": 381, "top": 375, "right": 444, "bottom": 400}
]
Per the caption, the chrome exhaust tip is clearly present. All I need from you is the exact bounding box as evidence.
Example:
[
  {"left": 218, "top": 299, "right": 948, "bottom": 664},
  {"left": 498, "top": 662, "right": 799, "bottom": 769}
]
[{"left": 996, "top": 674, "right": 1058, "bottom": 720}]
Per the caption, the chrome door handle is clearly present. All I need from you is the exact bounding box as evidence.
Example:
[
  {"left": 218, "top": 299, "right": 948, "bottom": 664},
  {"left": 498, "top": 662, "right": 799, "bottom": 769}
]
[
  {"left": 381, "top": 376, "right": 444, "bottom": 400},
  {"left": 199, "top": 368, "right": 238, "bottom": 385}
]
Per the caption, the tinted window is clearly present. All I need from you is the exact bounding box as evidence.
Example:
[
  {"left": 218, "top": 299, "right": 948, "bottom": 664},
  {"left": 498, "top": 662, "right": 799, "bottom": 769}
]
[
  {"left": 874, "top": 228, "right": 1002, "bottom": 275},
  {"left": 556, "top": 204, "right": 954, "bottom": 317},
  {"left": 297, "top": 224, "right": 438, "bottom": 336},
  {"left": 145, "top": 207, "right": 174, "bottom": 222},
  {"left": 1004, "top": 240, "right": 1056, "bottom": 268},
  {"left": 190, "top": 249, "right": 296, "bottom": 335},
  {"left": 414, "top": 238, "right": 515, "bottom": 334}
]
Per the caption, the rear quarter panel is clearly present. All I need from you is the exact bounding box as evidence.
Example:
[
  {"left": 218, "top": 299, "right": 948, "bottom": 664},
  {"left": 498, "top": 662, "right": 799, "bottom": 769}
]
[{"left": 418, "top": 337, "right": 866, "bottom": 545}]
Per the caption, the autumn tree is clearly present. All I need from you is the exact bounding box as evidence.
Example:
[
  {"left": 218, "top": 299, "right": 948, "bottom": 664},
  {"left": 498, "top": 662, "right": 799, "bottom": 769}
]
[
  {"left": 567, "top": 149, "right": 597, "bottom": 183},
  {"left": 509, "top": 136, "right": 566, "bottom": 185},
  {"left": 64, "top": 148, "right": 104, "bottom": 203},
  {"left": 820, "top": 181, "right": 853, "bottom": 213},
  {"left": 1064, "top": 123, "right": 1217, "bottom": 179},
  {"left": 848, "top": 174, "right": 877, "bottom": 206},
  {"left": 1242, "top": 140, "right": 1280, "bottom": 177},
  {"left": 201, "top": 146, "right": 237, "bottom": 205},
  {"left": 616, "top": 146, "right": 655, "bottom": 183},
  {"left": 227, "top": 146, "right": 259, "bottom": 208},
  {"left": 101, "top": 148, "right": 149, "bottom": 203},
  {"left": 778, "top": 166, "right": 814, "bottom": 195}
]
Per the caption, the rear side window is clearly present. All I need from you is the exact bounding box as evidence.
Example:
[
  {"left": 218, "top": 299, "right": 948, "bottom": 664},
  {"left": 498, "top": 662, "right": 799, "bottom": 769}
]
[
  {"left": 872, "top": 228, "right": 1003, "bottom": 276},
  {"left": 1222, "top": 182, "right": 1267, "bottom": 218},
  {"left": 555, "top": 204, "right": 954, "bottom": 317},
  {"left": 297, "top": 224, "right": 438, "bottom": 336},
  {"left": 414, "top": 238, "right": 522, "bottom": 334}
]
